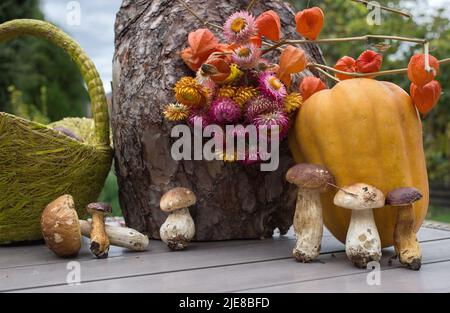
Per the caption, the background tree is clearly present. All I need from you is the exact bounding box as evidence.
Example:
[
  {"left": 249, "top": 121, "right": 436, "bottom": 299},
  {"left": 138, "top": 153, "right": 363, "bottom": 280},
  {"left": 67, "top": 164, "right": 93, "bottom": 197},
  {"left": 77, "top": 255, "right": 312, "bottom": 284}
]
[{"left": 0, "top": 0, "right": 88, "bottom": 121}]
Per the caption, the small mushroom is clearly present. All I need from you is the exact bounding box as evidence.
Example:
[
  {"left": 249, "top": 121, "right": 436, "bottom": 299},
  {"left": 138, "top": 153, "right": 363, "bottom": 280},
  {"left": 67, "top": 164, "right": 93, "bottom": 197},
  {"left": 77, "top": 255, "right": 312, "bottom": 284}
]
[
  {"left": 79, "top": 220, "right": 149, "bottom": 252},
  {"left": 334, "top": 183, "right": 385, "bottom": 269},
  {"left": 53, "top": 126, "right": 83, "bottom": 142},
  {"left": 285, "top": 163, "right": 335, "bottom": 262},
  {"left": 41, "top": 195, "right": 82, "bottom": 258},
  {"left": 41, "top": 196, "right": 149, "bottom": 257},
  {"left": 160, "top": 187, "right": 196, "bottom": 251},
  {"left": 86, "top": 203, "right": 112, "bottom": 259},
  {"left": 386, "top": 187, "right": 423, "bottom": 271}
]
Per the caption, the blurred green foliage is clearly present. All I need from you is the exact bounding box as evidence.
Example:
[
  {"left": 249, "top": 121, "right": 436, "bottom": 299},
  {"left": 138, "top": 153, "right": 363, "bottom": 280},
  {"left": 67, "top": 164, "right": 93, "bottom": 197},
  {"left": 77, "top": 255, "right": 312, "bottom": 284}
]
[
  {"left": 0, "top": 0, "right": 88, "bottom": 121},
  {"left": 427, "top": 206, "right": 450, "bottom": 223},
  {"left": 98, "top": 167, "right": 121, "bottom": 216},
  {"left": 8, "top": 85, "right": 49, "bottom": 124},
  {"left": 288, "top": 0, "right": 450, "bottom": 186}
]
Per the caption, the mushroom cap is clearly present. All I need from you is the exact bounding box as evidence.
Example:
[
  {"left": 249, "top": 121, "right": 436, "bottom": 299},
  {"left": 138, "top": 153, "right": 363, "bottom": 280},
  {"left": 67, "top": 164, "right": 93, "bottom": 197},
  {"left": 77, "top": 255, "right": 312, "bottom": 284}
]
[
  {"left": 53, "top": 126, "right": 83, "bottom": 142},
  {"left": 160, "top": 187, "right": 197, "bottom": 212},
  {"left": 41, "top": 195, "right": 82, "bottom": 258},
  {"left": 386, "top": 187, "right": 423, "bottom": 206},
  {"left": 285, "top": 163, "right": 335, "bottom": 193},
  {"left": 334, "top": 183, "right": 385, "bottom": 210},
  {"left": 86, "top": 202, "right": 112, "bottom": 216}
]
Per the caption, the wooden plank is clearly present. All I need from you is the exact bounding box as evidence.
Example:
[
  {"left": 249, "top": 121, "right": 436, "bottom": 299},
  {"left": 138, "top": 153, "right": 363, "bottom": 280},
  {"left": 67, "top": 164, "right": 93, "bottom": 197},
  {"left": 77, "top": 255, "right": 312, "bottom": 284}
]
[
  {"left": 243, "top": 260, "right": 450, "bottom": 293},
  {"left": 0, "top": 238, "right": 146, "bottom": 270},
  {"left": 1, "top": 226, "right": 448, "bottom": 270},
  {"left": 6, "top": 236, "right": 450, "bottom": 293},
  {"left": 0, "top": 227, "right": 448, "bottom": 291},
  {"left": 0, "top": 226, "right": 335, "bottom": 270},
  {"left": 0, "top": 235, "right": 343, "bottom": 292},
  {"left": 0, "top": 229, "right": 299, "bottom": 270}
]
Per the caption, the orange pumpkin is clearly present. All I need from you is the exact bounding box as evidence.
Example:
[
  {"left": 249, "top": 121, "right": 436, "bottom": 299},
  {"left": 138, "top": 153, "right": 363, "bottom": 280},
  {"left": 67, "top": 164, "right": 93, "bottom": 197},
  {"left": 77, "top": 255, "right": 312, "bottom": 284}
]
[{"left": 289, "top": 78, "right": 429, "bottom": 247}]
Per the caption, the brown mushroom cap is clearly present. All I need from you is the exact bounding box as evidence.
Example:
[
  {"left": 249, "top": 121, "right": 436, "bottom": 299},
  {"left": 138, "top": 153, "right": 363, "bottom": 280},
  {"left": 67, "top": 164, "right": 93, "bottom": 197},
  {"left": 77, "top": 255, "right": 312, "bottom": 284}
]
[
  {"left": 41, "top": 195, "right": 82, "bottom": 258},
  {"left": 386, "top": 187, "right": 423, "bottom": 206},
  {"left": 285, "top": 163, "right": 335, "bottom": 193},
  {"left": 86, "top": 202, "right": 112, "bottom": 216},
  {"left": 334, "top": 183, "right": 385, "bottom": 210},
  {"left": 160, "top": 187, "right": 197, "bottom": 212}
]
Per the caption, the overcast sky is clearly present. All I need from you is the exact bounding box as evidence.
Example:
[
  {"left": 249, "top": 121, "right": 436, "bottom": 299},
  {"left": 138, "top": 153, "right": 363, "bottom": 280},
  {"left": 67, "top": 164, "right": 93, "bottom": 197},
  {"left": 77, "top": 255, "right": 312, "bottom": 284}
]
[
  {"left": 41, "top": 0, "right": 122, "bottom": 93},
  {"left": 40, "top": 0, "right": 449, "bottom": 93}
]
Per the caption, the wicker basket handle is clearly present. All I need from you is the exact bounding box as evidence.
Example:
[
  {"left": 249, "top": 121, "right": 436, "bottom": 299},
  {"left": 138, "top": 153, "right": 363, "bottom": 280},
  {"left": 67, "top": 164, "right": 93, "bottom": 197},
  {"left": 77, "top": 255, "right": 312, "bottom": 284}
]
[{"left": 0, "top": 19, "right": 110, "bottom": 147}]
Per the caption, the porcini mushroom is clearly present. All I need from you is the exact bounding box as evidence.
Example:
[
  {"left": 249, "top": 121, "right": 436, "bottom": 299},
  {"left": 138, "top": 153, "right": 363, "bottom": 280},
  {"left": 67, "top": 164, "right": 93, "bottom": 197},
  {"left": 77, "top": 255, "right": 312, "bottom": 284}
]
[
  {"left": 386, "top": 187, "right": 423, "bottom": 270},
  {"left": 160, "top": 187, "right": 196, "bottom": 251},
  {"left": 41, "top": 196, "right": 149, "bottom": 258},
  {"left": 86, "top": 202, "right": 112, "bottom": 259},
  {"left": 41, "top": 195, "right": 82, "bottom": 258},
  {"left": 79, "top": 220, "right": 149, "bottom": 252},
  {"left": 334, "top": 183, "right": 385, "bottom": 268},
  {"left": 285, "top": 163, "right": 335, "bottom": 262}
]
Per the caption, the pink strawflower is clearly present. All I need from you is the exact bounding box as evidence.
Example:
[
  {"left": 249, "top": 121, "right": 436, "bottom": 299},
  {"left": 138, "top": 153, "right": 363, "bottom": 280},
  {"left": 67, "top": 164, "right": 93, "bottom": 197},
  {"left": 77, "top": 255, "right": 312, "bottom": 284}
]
[
  {"left": 188, "top": 110, "right": 212, "bottom": 129},
  {"left": 258, "top": 71, "right": 287, "bottom": 103},
  {"left": 245, "top": 95, "right": 283, "bottom": 122},
  {"left": 210, "top": 97, "right": 242, "bottom": 124},
  {"left": 252, "top": 111, "right": 290, "bottom": 140},
  {"left": 223, "top": 11, "right": 257, "bottom": 44},
  {"left": 232, "top": 44, "right": 261, "bottom": 69}
]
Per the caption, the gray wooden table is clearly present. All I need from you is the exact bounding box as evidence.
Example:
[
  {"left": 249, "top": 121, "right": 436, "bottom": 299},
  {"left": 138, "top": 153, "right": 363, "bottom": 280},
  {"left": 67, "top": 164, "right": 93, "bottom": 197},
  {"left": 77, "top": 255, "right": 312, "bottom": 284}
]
[{"left": 1, "top": 223, "right": 450, "bottom": 293}]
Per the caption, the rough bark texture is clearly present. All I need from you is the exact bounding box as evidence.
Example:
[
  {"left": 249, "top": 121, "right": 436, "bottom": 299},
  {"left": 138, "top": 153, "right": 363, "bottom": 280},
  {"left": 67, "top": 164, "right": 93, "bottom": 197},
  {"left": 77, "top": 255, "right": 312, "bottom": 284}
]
[{"left": 113, "top": 0, "right": 326, "bottom": 241}]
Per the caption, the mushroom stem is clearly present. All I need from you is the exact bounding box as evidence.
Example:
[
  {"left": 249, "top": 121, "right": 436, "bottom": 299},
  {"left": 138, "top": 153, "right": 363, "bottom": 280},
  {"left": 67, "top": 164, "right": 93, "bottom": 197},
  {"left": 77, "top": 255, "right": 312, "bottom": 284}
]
[
  {"left": 346, "top": 209, "right": 381, "bottom": 268},
  {"left": 293, "top": 189, "right": 323, "bottom": 262},
  {"left": 79, "top": 220, "right": 149, "bottom": 252},
  {"left": 160, "top": 208, "right": 195, "bottom": 251},
  {"left": 394, "top": 205, "right": 422, "bottom": 270},
  {"left": 90, "top": 212, "right": 110, "bottom": 259}
]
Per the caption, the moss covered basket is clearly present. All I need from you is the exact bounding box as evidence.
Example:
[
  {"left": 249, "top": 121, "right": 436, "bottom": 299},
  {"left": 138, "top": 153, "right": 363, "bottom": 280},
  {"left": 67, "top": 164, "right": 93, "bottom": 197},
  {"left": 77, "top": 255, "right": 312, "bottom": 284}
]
[{"left": 0, "top": 19, "right": 112, "bottom": 244}]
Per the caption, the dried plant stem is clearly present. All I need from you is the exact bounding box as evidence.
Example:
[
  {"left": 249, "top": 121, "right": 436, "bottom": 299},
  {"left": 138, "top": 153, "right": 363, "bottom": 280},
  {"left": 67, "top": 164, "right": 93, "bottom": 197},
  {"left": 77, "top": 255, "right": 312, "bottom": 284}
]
[
  {"left": 308, "top": 58, "right": 450, "bottom": 79},
  {"left": 308, "top": 63, "right": 406, "bottom": 78},
  {"left": 327, "top": 183, "right": 358, "bottom": 197},
  {"left": 285, "top": 35, "right": 427, "bottom": 45},
  {"left": 272, "top": 35, "right": 431, "bottom": 73},
  {"left": 262, "top": 39, "right": 287, "bottom": 55},
  {"left": 423, "top": 42, "right": 434, "bottom": 73},
  {"left": 350, "top": 0, "right": 412, "bottom": 18},
  {"left": 315, "top": 67, "right": 341, "bottom": 83},
  {"left": 246, "top": 0, "right": 258, "bottom": 11}
]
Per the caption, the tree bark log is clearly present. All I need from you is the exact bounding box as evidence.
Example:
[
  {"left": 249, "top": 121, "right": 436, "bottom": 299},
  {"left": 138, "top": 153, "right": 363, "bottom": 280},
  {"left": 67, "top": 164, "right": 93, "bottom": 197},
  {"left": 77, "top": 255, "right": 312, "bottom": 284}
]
[{"left": 112, "top": 0, "right": 325, "bottom": 240}]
